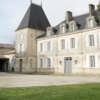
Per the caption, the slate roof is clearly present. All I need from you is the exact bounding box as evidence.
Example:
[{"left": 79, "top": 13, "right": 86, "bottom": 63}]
[
  {"left": 16, "top": 3, "right": 51, "bottom": 31},
  {"left": 37, "top": 10, "right": 100, "bottom": 39},
  {"left": 54, "top": 11, "right": 100, "bottom": 34}
]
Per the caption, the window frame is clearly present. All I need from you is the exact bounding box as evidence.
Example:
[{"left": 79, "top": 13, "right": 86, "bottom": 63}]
[
  {"left": 71, "top": 24, "right": 74, "bottom": 32},
  {"left": 40, "top": 59, "right": 43, "bottom": 68},
  {"left": 71, "top": 38, "right": 75, "bottom": 48},
  {"left": 47, "top": 29, "right": 51, "bottom": 36},
  {"left": 40, "top": 43, "right": 43, "bottom": 52},
  {"left": 90, "top": 56, "right": 95, "bottom": 68},
  {"left": 89, "top": 35, "right": 94, "bottom": 46},
  {"left": 61, "top": 40, "right": 65, "bottom": 50}
]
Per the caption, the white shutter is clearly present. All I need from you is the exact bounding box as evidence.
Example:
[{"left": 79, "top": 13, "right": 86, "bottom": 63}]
[
  {"left": 38, "top": 59, "right": 40, "bottom": 68},
  {"left": 45, "top": 58, "right": 47, "bottom": 68},
  {"left": 75, "top": 37, "right": 78, "bottom": 48},
  {"left": 43, "top": 59, "right": 44, "bottom": 68},
  {"left": 51, "top": 41, "right": 53, "bottom": 51},
  {"left": 99, "top": 34, "right": 100, "bottom": 46},
  {"left": 65, "top": 39, "right": 67, "bottom": 49},
  {"left": 68, "top": 38, "right": 70, "bottom": 49},
  {"left": 58, "top": 40, "right": 61, "bottom": 50},
  {"left": 94, "top": 34, "right": 97, "bottom": 46},
  {"left": 95, "top": 55, "right": 98, "bottom": 68},
  {"left": 43, "top": 43, "right": 45, "bottom": 52},
  {"left": 46, "top": 42, "right": 47, "bottom": 52},
  {"left": 86, "top": 55, "right": 89, "bottom": 68},
  {"left": 51, "top": 58, "right": 53, "bottom": 68},
  {"left": 22, "top": 44, "right": 24, "bottom": 52},
  {"left": 38, "top": 43, "right": 40, "bottom": 52},
  {"left": 18, "top": 44, "right": 20, "bottom": 53},
  {"left": 86, "top": 35, "right": 89, "bottom": 47}
]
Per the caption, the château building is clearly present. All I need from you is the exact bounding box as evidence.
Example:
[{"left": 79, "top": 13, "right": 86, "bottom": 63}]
[{"left": 15, "top": 2, "right": 100, "bottom": 74}]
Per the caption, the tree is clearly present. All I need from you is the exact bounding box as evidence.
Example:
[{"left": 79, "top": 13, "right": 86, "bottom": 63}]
[{"left": 97, "top": 1, "right": 100, "bottom": 11}]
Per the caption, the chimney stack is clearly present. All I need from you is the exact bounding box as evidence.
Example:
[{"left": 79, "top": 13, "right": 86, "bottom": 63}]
[
  {"left": 89, "top": 4, "right": 95, "bottom": 16},
  {"left": 66, "top": 11, "right": 72, "bottom": 23}
]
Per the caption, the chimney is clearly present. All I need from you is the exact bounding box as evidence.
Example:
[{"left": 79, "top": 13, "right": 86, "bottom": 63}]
[
  {"left": 89, "top": 4, "right": 95, "bottom": 16},
  {"left": 66, "top": 11, "right": 72, "bottom": 23}
]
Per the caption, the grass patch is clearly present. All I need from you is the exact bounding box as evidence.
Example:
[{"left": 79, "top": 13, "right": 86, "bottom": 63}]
[{"left": 0, "top": 83, "right": 100, "bottom": 100}]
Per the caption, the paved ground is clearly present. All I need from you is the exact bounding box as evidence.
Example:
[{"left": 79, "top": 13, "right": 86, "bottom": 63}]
[{"left": 0, "top": 72, "right": 100, "bottom": 87}]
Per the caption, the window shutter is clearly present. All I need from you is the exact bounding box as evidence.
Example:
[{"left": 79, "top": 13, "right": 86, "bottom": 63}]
[
  {"left": 86, "top": 35, "right": 89, "bottom": 47},
  {"left": 18, "top": 44, "right": 20, "bottom": 53},
  {"left": 58, "top": 40, "right": 61, "bottom": 50},
  {"left": 38, "top": 59, "right": 40, "bottom": 68},
  {"left": 38, "top": 43, "right": 40, "bottom": 52},
  {"left": 75, "top": 37, "right": 78, "bottom": 48},
  {"left": 99, "top": 34, "right": 100, "bottom": 46},
  {"left": 51, "top": 58, "right": 53, "bottom": 68},
  {"left": 45, "top": 58, "right": 47, "bottom": 68},
  {"left": 51, "top": 41, "right": 53, "bottom": 51},
  {"left": 65, "top": 39, "right": 67, "bottom": 49},
  {"left": 22, "top": 44, "right": 23, "bottom": 52},
  {"left": 46, "top": 42, "right": 47, "bottom": 52},
  {"left": 95, "top": 55, "right": 98, "bottom": 68},
  {"left": 86, "top": 55, "right": 89, "bottom": 68},
  {"left": 68, "top": 38, "right": 70, "bottom": 49},
  {"left": 94, "top": 34, "right": 97, "bottom": 46},
  {"left": 43, "top": 43, "right": 45, "bottom": 52},
  {"left": 43, "top": 59, "right": 44, "bottom": 68}
]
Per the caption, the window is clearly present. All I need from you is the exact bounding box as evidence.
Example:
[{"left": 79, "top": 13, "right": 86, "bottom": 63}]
[
  {"left": 90, "top": 56, "right": 95, "bottom": 68},
  {"left": 30, "top": 59, "right": 32, "bottom": 68},
  {"left": 72, "top": 38, "right": 75, "bottom": 48},
  {"left": 20, "top": 44, "right": 22, "bottom": 52},
  {"left": 88, "top": 20, "right": 93, "bottom": 28},
  {"left": 61, "top": 40, "right": 65, "bottom": 49},
  {"left": 48, "top": 58, "right": 51, "bottom": 68},
  {"left": 71, "top": 24, "right": 74, "bottom": 32},
  {"left": 40, "top": 43, "right": 43, "bottom": 52},
  {"left": 21, "top": 33, "right": 23, "bottom": 39},
  {"left": 40, "top": 59, "right": 43, "bottom": 68},
  {"left": 90, "top": 35, "right": 94, "bottom": 46},
  {"left": 47, "top": 29, "right": 51, "bottom": 36},
  {"left": 48, "top": 42, "right": 51, "bottom": 51},
  {"left": 61, "top": 26, "right": 65, "bottom": 33}
]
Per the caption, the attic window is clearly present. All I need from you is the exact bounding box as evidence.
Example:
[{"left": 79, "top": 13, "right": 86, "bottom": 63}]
[
  {"left": 47, "top": 29, "right": 51, "bottom": 36},
  {"left": 88, "top": 19, "right": 93, "bottom": 28},
  {"left": 71, "top": 24, "right": 74, "bottom": 32},
  {"left": 61, "top": 26, "right": 65, "bottom": 33},
  {"left": 20, "top": 33, "right": 23, "bottom": 39}
]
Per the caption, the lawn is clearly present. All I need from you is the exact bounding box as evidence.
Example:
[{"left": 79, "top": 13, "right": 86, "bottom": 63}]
[{"left": 0, "top": 83, "right": 100, "bottom": 100}]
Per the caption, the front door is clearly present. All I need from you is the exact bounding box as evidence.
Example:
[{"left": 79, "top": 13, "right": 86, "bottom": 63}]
[
  {"left": 20, "top": 59, "right": 22, "bottom": 72},
  {"left": 65, "top": 57, "right": 72, "bottom": 73}
]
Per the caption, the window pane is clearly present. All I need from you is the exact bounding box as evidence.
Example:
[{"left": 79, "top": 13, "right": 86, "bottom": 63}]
[
  {"left": 62, "top": 27, "right": 65, "bottom": 33},
  {"left": 91, "top": 56, "right": 95, "bottom": 67},
  {"left": 48, "top": 58, "right": 51, "bottom": 68},
  {"left": 48, "top": 42, "right": 51, "bottom": 51},
  {"left": 47, "top": 30, "right": 50, "bottom": 36},
  {"left": 72, "top": 38, "right": 75, "bottom": 48},
  {"left": 90, "top": 35, "right": 94, "bottom": 46},
  {"left": 40, "top": 59, "right": 43, "bottom": 68},
  {"left": 40, "top": 43, "right": 43, "bottom": 52},
  {"left": 71, "top": 24, "right": 74, "bottom": 31},
  {"left": 62, "top": 40, "right": 65, "bottom": 49}
]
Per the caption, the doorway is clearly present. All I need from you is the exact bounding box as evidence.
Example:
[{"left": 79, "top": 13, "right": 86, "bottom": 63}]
[
  {"left": 20, "top": 59, "right": 22, "bottom": 72},
  {"left": 65, "top": 57, "right": 72, "bottom": 74}
]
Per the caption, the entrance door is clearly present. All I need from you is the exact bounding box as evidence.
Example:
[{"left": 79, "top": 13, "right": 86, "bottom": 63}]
[
  {"left": 65, "top": 57, "right": 72, "bottom": 73},
  {"left": 20, "top": 59, "right": 22, "bottom": 72}
]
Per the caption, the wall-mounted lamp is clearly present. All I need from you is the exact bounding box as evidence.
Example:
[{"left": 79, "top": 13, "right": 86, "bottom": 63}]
[
  {"left": 59, "top": 61, "right": 62, "bottom": 65},
  {"left": 75, "top": 60, "right": 77, "bottom": 64}
]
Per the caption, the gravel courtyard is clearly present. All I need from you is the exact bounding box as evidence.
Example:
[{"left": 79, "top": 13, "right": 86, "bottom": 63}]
[{"left": 0, "top": 72, "right": 100, "bottom": 87}]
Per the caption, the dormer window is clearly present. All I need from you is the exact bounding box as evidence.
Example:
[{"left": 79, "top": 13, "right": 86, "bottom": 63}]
[
  {"left": 88, "top": 19, "right": 93, "bottom": 28},
  {"left": 71, "top": 24, "right": 74, "bottom": 32},
  {"left": 47, "top": 29, "right": 51, "bottom": 36},
  {"left": 61, "top": 26, "right": 65, "bottom": 33}
]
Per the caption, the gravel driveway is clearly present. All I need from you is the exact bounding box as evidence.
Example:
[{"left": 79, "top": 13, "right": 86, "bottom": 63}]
[{"left": 0, "top": 72, "right": 100, "bottom": 87}]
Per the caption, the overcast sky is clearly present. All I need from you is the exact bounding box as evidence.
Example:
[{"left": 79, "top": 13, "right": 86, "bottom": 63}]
[{"left": 0, "top": 0, "right": 99, "bottom": 44}]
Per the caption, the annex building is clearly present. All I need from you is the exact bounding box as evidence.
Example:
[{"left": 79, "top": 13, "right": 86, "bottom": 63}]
[{"left": 15, "top": 2, "right": 100, "bottom": 74}]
